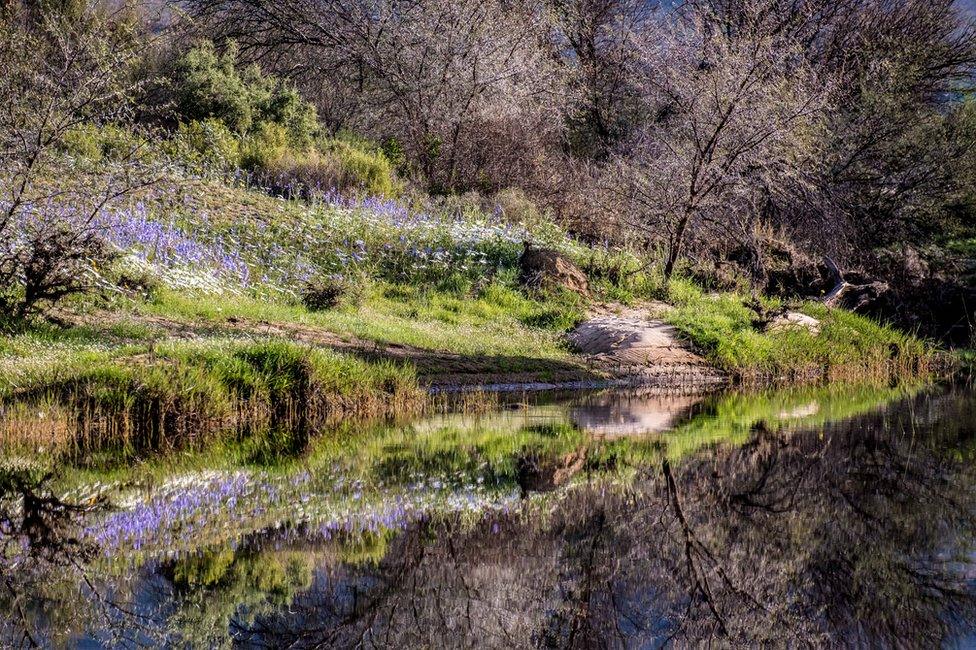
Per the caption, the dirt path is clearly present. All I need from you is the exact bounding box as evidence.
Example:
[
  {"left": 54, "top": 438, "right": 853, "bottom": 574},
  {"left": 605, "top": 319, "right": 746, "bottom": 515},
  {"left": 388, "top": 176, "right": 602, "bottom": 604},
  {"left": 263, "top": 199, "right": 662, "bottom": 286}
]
[{"left": 567, "top": 305, "right": 724, "bottom": 386}]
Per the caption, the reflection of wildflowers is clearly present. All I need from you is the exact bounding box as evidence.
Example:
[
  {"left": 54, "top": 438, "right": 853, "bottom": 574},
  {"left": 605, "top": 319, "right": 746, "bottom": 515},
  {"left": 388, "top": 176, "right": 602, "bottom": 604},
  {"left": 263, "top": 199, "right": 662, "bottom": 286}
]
[{"left": 84, "top": 468, "right": 518, "bottom": 558}]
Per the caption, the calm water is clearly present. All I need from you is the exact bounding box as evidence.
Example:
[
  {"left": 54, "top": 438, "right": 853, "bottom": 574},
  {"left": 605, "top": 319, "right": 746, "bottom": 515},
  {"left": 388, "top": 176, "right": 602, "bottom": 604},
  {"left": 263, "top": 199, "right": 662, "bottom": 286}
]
[{"left": 4, "top": 383, "right": 976, "bottom": 647}]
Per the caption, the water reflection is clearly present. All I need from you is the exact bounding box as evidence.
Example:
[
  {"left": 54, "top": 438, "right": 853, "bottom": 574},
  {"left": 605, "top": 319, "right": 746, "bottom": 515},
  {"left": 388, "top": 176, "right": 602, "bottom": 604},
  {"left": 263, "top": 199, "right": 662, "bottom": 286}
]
[
  {"left": 569, "top": 391, "right": 706, "bottom": 437},
  {"left": 4, "top": 383, "right": 976, "bottom": 647}
]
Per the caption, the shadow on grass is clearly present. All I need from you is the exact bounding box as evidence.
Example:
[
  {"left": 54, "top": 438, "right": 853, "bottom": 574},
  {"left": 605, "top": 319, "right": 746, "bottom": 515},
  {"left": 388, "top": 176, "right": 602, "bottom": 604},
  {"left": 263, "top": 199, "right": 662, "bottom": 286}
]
[{"left": 340, "top": 345, "right": 605, "bottom": 385}]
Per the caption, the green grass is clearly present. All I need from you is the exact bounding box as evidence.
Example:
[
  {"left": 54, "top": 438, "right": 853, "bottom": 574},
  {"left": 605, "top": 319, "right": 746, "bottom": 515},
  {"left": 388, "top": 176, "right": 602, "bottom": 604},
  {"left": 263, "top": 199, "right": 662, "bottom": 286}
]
[
  {"left": 0, "top": 339, "right": 422, "bottom": 457},
  {"left": 0, "top": 273, "right": 591, "bottom": 458},
  {"left": 0, "top": 275, "right": 935, "bottom": 463},
  {"left": 1, "top": 131, "right": 941, "bottom": 463},
  {"left": 663, "top": 279, "right": 931, "bottom": 379},
  {"left": 140, "top": 279, "right": 585, "bottom": 360}
]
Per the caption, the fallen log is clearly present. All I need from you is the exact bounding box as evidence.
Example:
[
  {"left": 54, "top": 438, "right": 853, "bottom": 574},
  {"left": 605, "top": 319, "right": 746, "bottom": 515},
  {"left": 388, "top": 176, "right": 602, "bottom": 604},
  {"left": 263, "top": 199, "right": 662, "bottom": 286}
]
[{"left": 821, "top": 257, "right": 889, "bottom": 313}]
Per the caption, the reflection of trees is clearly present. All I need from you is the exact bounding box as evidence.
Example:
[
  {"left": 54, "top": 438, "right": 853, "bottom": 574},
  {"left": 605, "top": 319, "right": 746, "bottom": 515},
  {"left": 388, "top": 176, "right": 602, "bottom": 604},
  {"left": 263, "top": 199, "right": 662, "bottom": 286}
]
[
  {"left": 0, "top": 467, "right": 120, "bottom": 648},
  {"left": 644, "top": 427, "right": 975, "bottom": 645},
  {"left": 234, "top": 392, "right": 976, "bottom": 647},
  {"left": 231, "top": 520, "right": 564, "bottom": 648},
  {"left": 161, "top": 546, "right": 314, "bottom": 648}
]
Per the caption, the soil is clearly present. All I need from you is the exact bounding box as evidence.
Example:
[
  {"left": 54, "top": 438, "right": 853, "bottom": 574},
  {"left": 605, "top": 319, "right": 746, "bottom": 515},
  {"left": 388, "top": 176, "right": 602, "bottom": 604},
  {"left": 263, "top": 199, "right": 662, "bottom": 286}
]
[{"left": 568, "top": 305, "right": 725, "bottom": 386}]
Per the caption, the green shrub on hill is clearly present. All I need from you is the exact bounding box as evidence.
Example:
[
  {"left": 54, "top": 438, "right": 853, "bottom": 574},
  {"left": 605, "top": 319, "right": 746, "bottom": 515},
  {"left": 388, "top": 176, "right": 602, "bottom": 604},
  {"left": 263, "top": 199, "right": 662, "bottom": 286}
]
[
  {"left": 170, "top": 40, "right": 318, "bottom": 146},
  {"left": 321, "top": 137, "right": 400, "bottom": 197},
  {"left": 171, "top": 118, "right": 241, "bottom": 170},
  {"left": 253, "top": 136, "right": 400, "bottom": 198},
  {"left": 161, "top": 41, "right": 399, "bottom": 197},
  {"left": 238, "top": 121, "right": 290, "bottom": 170},
  {"left": 164, "top": 117, "right": 400, "bottom": 198},
  {"left": 61, "top": 123, "right": 149, "bottom": 164}
]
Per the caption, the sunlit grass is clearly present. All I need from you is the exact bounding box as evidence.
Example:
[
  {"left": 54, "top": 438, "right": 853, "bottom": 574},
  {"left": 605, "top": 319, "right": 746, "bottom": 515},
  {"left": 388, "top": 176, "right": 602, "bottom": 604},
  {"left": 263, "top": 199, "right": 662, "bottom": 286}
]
[
  {"left": 139, "top": 280, "right": 585, "bottom": 359},
  {"left": 0, "top": 339, "right": 422, "bottom": 456},
  {"left": 664, "top": 278, "right": 931, "bottom": 379}
]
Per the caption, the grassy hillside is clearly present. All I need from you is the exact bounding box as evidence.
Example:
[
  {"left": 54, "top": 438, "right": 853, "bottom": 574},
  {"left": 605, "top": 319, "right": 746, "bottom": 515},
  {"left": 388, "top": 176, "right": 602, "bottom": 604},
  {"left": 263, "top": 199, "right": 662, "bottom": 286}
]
[{"left": 0, "top": 137, "right": 939, "bottom": 454}]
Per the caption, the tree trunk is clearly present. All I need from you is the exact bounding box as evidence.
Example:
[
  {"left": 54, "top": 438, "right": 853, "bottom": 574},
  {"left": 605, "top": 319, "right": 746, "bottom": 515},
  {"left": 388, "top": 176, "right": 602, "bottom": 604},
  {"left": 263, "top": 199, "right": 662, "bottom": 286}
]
[{"left": 664, "top": 213, "right": 692, "bottom": 280}]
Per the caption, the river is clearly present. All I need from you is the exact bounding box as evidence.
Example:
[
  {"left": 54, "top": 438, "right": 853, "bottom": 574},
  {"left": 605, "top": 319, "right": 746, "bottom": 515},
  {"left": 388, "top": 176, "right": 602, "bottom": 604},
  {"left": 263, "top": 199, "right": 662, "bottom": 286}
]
[{"left": 3, "top": 382, "right": 976, "bottom": 647}]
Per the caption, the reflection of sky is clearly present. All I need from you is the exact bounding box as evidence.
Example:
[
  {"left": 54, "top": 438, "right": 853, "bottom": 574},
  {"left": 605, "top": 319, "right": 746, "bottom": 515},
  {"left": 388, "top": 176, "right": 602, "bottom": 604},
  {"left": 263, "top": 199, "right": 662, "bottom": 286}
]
[
  {"left": 569, "top": 394, "right": 705, "bottom": 437},
  {"left": 416, "top": 392, "right": 709, "bottom": 438}
]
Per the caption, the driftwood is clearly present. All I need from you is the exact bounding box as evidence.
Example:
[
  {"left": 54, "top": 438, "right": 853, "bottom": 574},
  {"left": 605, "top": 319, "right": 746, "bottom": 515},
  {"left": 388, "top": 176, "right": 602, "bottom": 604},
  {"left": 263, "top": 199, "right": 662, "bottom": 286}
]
[{"left": 821, "top": 257, "right": 889, "bottom": 312}]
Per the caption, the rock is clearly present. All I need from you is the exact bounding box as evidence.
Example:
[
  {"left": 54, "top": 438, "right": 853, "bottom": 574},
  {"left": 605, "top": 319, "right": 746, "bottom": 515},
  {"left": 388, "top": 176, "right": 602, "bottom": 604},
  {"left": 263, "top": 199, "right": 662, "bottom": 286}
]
[
  {"left": 778, "top": 401, "right": 820, "bottom": 419},
  {"left": 569, "top": 310, "right": 706, "bottom": 366},
  {"left": 519, "top": 243, "right": 589, "bottom": 296},
  {"left": 765, "top": 311, "right": 821, "bottom": 335},
  {"left": 729, "top": 235, "right": 835, "bottom": 298},
  {"left": 570, "top": 393, "right": 706, "bottom": 437},
  {"left": 516, "top": 449, "right": 586, "bottom": 494}
]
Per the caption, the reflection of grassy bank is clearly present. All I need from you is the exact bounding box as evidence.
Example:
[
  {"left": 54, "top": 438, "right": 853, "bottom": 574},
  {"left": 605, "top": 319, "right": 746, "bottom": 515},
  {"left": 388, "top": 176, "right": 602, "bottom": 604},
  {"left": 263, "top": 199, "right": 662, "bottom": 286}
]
[
  {"left": 659, "top": 382, "right": 920, "bottom": 460},
  {"left": 43, "top": 382, "right": 918, "bottom": 504},
  {"left": 0, "top": 340, "right": 421, "bottom": 457},
  {"left": 579, "top": 383, "right": 923, "bottom": 475}
]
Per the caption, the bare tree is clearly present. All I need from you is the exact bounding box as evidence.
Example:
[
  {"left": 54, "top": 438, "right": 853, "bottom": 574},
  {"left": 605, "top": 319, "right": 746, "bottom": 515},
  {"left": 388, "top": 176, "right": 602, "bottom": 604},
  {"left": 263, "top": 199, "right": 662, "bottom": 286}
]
[
  {"left": 0, "top": 1, "right": 157, "bottom": 319},
  {"left": 613, "top": 14, "right": 829, "bottom": 279},
  {"left": 182, "top": 0, "right": 569, "bottom": 193},
  {"left": 549, "top": 0, "right": 657, "bottom": 158},
  {"left": 682, "top": 0, "right": 976, "bottom": 261}
]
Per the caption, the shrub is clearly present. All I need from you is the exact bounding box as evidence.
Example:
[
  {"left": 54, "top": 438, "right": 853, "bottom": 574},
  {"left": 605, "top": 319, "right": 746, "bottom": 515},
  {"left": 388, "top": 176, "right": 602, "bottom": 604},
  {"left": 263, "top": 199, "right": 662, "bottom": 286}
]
[
  {"left": 321, "top": 138, "right": 400, "bottom": 197},
  {"left": 301, "top": 274, "right": 367, "bottom": 311},
  {"left": 61, "top": 123, "right": 148, "bottom": 164},
  {"left": 238, "top": 122, "right": 289, "bottom": 170},
  {"left": 171, "top": 119, "right": 241, "bottom": 171},
  {"left": 172, "top": 40, "right": 254, "bottom": 133},
  {"left": 492, "top": 187, "right": 544, "bottom": 228},
  {"left": 0, "top": 213, "right": 116, "bottom": 319},
  {"left": 170, "top": 40, "right": 318, "bottom": 145},
  {"left": 247, "top": 136, "right": 400, "bottom": 198},
  {"left": 262, "top": 85, "right": 319, "bottom": 148}
]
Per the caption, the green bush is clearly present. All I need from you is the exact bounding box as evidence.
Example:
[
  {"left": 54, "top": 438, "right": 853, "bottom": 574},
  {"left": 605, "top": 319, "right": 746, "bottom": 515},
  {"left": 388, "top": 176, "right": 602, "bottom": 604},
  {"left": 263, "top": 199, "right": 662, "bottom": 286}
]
[
  {"left": 61, "top": 123, "right": 147, "bottom": 163},
  {"left": 172, "top": 41, "right": 254, "bottom": 133},
  {"left": 248, "top": 135, "right": 400, "bottom": 198},
  {"left": 320, "top": 138, "right": 399, "bottom": 197},
  {"left": 262, "top": 85, "right": 319, "bottom": 148},
  {"left": 239, "top": 122, "right": 290, "bottom": 170},
  {"left": 171, "top": 118, "right": 241, "bottom": 170},
  {"left": 165, "top": 117, "right": 399, "bottom": 197},
  {"left": 170, "top": 40, "right": 318, "bottom": 145}
]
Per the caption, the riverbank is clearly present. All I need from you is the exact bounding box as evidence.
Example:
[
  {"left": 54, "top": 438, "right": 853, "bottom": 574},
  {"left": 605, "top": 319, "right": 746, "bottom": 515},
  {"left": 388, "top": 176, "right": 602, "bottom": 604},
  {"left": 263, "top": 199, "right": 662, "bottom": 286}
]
[
  {"left": 0, "top": 168, "right": 940, "bottom": 456},
  {"left": 0, "top": 282, "right": 937, "bottom": 458}
]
